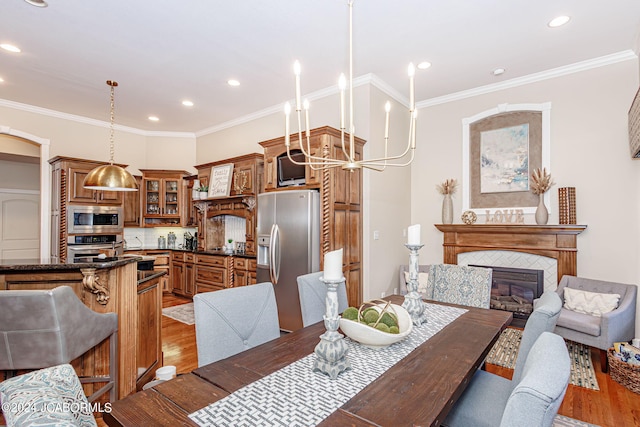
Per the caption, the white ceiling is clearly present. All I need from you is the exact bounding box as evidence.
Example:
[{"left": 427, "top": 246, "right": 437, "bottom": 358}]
[{"left": 1, "top": 0, "right": 640, "bottom": 134}]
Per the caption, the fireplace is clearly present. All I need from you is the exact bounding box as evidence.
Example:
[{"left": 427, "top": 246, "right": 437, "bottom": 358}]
[{"left": 472, "top": 265, "right": 544, "bottom": 328}]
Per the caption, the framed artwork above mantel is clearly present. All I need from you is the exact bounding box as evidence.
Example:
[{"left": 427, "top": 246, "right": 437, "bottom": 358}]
[{"left": 462, "top": 102, "right": 551, "bottom": 214}]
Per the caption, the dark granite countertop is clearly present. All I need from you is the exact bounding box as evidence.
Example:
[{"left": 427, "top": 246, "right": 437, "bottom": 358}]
[
  {"left": 124, "top": 248, "right": 256, "bottom": 259},
  {"left": 0, "top": 256, "right": 140, "bottom": 273}
]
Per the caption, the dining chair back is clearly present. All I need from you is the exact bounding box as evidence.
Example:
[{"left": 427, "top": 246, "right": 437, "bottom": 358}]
[
  {"left": 0, "top": 286, "right": 118, "bottom": 402},
  {"left": 443, "top": 332, "right": 570, "bottom": 427},
  {"left": 0, "top": 363, "right": 97, "bottom": 427},
  {"left": 194, "top": 282, "right": 281, "bottom": 367},
  {"left": 500, "top": 332, "right": 570, "bottom": 426},
  {"left": 511, "top": 290, "right": 562, "bottom": 383},
  {"left": 428, "top": 264, "right": 492, "bottom": 308},
  {"left": 297, "top": 271, "right": 348, "bottom": 327}
]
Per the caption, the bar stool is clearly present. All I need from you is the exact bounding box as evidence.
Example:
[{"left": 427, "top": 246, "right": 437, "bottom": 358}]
[{"left": 0, "top": 286, "right": 118, "bottom": 402}]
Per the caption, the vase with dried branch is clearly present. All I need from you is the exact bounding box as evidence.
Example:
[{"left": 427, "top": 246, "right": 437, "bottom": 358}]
[
  {"left": 530, "top": 168, "right": 554, "bottom": 225},
  {"left": 437, "top": 179, "right": 458, "bottom": 224}
]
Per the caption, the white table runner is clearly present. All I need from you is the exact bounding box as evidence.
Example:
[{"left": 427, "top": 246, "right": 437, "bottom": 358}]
[{"left": 189, "top": 303, "right": 467, "bottom": 427}]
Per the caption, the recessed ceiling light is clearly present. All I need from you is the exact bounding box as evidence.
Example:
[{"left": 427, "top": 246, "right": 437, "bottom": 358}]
[
  {"left": 227, "top": 79, "right": 240, "bottom": 87},
  {"left": 492, "top": 68, "right": 506, "bottom": 76},
  {"left": 548, "top": 15, "right": 571, "bottom": 28},
  {"left": 148, "top": 116, "right": 159, "bottom": 122},
  {"left": 182, "top": 100, "right": 194, "bottom": 107},
  {"left": 0, "top": 44, "right": 21, "bottom": 53},
  {"left": 417, "top": 61, "right": 431, "bottom": 70},
  {"left": 0, "top": 77, "right": 4, "bottom": 83},
  {"left": 24, "top": 0, "right": 48, "bottom": 7}
]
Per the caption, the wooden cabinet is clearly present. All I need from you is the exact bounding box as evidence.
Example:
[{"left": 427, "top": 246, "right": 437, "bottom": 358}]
[
  {"left": 260, "top": 127, "right": 365, "bottom": 307},
  {"left": 170, "top": 251, "right": 195, "bottom": 297},
  {"left": 139, "top": 170, "right": 189, "bottom": 227},
  {"left": 49, "top": 156, "right": 127, "bottom": 262},
  {"left": 194, "top": 254, "right": 229, "bottom": 294},
  {"left": 136, "top": 273, "right": 162, "bottom": 391},
  {"left": 66, "top": 165, "right": 124, "bottom": 206},
  {"left": 144, "top": 250, "right": 170, "bottom": 293},
  {"left": 182, "top": 175, "right": 198, "bottom": 227},
  {"left": 124, "top": 175, "right": 143, "bottom": 227},
  {"left": 194, "top": 154, "right": 263, "bottom": 256}
]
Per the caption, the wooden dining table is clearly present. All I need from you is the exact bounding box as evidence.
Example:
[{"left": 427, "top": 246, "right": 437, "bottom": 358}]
[{"left": 104, "top": 295, "right": 512, "bottom": 427}]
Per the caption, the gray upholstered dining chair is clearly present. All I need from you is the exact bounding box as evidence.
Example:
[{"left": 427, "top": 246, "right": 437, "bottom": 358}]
[
  {"left": 443, "top": 332, "right": 570, "bottom": 427},
  {"left": 297, "top": 271, "right": 348, "bottom": 327},
  {"left": 547, "top": 275, "right": 637, "bottom": 372},
  {"left": 193, "top": 282, "right": 280, "bottom": 367},
  {"left": 511, "top": 291, "right": 563, "bottom": 383},
  {"left": 0, "top": 286, "right": 118, "bottom": 402},
  {"left": 427, "top": 264, "right": 492, "bottom": 308},
  {"left": 0, "top": 363, "right": 97, "bottom": 427}
]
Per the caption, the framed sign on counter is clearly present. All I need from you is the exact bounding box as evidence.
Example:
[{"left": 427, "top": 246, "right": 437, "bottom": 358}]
[{"left": 208, "top": 163, "right": 234, "bottom": 198}]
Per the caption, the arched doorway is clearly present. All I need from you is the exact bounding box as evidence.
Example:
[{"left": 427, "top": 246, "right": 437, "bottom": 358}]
[{"left": 0, "top": 126, "right": 50, "bottom": 258}]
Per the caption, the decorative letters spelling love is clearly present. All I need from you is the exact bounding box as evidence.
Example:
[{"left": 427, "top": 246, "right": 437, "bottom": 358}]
[{"left": 485, "top": 209, "right": 524, "bottom": 224}]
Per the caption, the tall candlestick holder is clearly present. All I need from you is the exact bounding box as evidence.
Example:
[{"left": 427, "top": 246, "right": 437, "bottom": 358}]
[
  {"left": 402, "top": 244, "right": 428, "bottom": 325},
  {"left": 313, "top": 276, "right": 351, "bottom": 379}
]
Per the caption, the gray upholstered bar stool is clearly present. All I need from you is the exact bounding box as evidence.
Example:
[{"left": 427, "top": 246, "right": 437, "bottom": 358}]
[{"left": 0, "top": 286, "right": 118, "bottom": 402}]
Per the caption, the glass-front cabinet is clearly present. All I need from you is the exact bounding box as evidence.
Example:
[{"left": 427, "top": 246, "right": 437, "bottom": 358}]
[{"left": 140, "top": 170, "right": 189, "bottom": 227}]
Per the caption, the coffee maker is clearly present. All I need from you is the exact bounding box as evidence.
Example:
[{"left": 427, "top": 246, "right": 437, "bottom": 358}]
[{"left": 184, "top": 232, "right": 196, "bottom": 251}]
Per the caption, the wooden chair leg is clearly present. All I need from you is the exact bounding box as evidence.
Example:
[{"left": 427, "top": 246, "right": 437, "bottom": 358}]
[{"left": 600, "top": 348, "right": 608, "bottom": 373}]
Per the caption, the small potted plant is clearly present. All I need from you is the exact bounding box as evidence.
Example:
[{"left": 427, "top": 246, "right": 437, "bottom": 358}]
[
  {"left": 199, "top": 185, "right": 208, "bottom": 200},
  {"left": 226, "top": 238, "right": 234, "bottom": 253}
]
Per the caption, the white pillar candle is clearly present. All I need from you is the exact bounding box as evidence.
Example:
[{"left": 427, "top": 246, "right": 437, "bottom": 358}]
[
  {"left": 408, "top": 224, "right": 421, "bottom": 245},
  {"left": 323, "top": 248, "right": 343, "bottom": 280}
]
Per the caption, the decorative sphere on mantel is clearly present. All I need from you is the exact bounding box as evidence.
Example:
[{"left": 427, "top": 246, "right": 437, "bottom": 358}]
[{"left": 461, "top": 210, "right": 477, "bottom": 225}]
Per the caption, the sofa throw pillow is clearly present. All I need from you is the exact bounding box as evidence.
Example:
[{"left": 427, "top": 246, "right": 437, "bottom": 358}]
[
  {"left": 563, "top": 287, "right": 620, "bottom": 317},
  {"left": 404, "top": 271, "right": 429, "bottom": 295}
]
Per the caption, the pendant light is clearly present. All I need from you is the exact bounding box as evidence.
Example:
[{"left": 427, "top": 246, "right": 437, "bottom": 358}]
[{"left": 84, "top": 80, "right": 138, "bottom": 192}]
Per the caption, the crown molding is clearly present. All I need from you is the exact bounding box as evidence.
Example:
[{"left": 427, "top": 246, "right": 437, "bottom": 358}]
[
  {"left": 0, "top": 99, "right": 195, "bottom": 138},
  {"left": 2, "top": 50, "right": 636, "bottom": 137},
  {"left": 195, "top": 74, "right": 382, "bottom": 137},
  {"left": 418, "top": 50, "right": 637, "bottom": 109}
]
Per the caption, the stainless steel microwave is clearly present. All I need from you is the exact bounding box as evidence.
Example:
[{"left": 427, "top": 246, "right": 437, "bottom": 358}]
[{"left": 67, "top": 205, "right": 123, "bottom": 234}]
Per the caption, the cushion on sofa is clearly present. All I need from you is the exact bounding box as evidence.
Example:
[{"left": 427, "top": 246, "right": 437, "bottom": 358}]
[
  {"left": 556, "top": 308, "right": 601, "bottom": 336},
  {"left": 563, "top": 287, "right": 620, "bottom": 317}
]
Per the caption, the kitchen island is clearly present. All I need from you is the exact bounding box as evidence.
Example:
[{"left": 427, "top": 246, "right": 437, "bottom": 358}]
[{"left": 0, "top": 256, "right": 164, "bottom": 399}]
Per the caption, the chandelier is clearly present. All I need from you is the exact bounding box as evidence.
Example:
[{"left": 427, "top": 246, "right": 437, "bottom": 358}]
[
  {"left": 84, "top": 81, "right": 138, "bottom": 192},
  {"left": 283, "top": 0, "right": 417, "bottom": 172}
]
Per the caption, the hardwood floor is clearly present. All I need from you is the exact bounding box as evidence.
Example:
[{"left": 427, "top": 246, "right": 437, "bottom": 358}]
[{"left": 99, "top": 295, "right": 640, "bottom": 426}]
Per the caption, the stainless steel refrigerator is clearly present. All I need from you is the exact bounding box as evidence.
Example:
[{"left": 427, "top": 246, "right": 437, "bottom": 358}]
[{"left": 256, "top": 190, "right": 320, "bottom": 331}]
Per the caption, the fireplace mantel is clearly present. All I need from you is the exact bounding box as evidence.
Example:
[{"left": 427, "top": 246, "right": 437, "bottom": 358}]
[{"left": 434, "top": 224, "right": 587, "bottom": 283}]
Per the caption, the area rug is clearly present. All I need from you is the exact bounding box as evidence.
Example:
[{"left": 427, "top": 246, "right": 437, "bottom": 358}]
[
  {"left": 162, "top": 303, "right": 195, "bottom": 325},
  {"left": 486, "top": 328, "right": 600, "bottom": 390}
]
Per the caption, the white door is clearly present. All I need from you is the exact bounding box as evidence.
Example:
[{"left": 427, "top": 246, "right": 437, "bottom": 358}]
[{"left": 0, "top": 191, "right": 40, "bottom": 259}]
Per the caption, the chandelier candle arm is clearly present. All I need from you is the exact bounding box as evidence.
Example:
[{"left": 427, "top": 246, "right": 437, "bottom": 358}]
[{"left": 283, "top": 0, "right": 420, "bottom": 172}]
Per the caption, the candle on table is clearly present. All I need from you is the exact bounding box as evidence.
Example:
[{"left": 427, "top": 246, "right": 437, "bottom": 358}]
[
  {"left": 407, "top": 224, "right": 421, "bottom": 245},
  {"left": 323, "top": 248, "right": 343, "bottom": 280}
]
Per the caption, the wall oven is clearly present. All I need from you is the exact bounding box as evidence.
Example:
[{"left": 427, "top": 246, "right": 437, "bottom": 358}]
[
  {"left": 67, "top": 234, "right": 124, "bottom": 262},
  {"left": 68, "top": 205, "right": 123, "bottom": 234}
]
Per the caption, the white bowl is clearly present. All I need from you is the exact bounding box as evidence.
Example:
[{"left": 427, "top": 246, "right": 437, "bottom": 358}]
[{"left": 339, "top": 303, "right": 413, "bottom": 349}]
